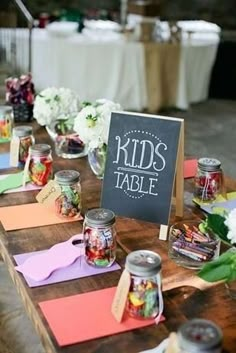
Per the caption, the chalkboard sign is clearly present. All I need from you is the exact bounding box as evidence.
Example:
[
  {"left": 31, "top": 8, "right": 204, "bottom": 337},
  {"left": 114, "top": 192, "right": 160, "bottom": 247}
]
[{"left": 101, "top": 111, "right": 183, "bottom": 227}]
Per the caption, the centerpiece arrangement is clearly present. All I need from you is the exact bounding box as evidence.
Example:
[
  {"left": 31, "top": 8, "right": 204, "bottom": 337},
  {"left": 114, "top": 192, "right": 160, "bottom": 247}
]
[
  {"left": 5, "top": 74, "right": 35, "bottom": 122},
  {"left": 33, "top": 87, "right": 86, "bottom": 159},
  {"left": 198, "top": 208, "right": 236, "bottom": 298},
  {"left": 73, "top": 99, "right": 122, "bottom": 178}
]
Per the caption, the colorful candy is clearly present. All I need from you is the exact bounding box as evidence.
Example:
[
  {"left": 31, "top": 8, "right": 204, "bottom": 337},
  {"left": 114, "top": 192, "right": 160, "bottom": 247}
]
[
  {"left": 54, "top": 170, "right": 81, "bottom": 219},
  {"left": 0, "top": 106, "right": 13, "bottom": 142},
  {"left": 127, "top": 278, "right": 159, "bottom": 318},
  {"left": 83, "top": 208, "right": 116, "bottom": 268},
  {"left": 28, "top": 144, "right": 53, "bottom": 186}
]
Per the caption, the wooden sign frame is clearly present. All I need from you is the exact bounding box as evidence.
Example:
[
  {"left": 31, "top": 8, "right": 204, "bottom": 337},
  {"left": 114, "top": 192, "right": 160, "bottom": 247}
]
[
  {"left": 159, "top": 121, "right": 184, "bottom": 240},
  {"left": 101, "top": 112, "right": 184, "bottom": 241}
]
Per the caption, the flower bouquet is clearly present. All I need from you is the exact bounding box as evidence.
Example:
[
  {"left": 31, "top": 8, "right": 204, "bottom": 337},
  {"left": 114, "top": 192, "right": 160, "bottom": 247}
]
[
  {"left": 73, "top": 99, "right": 122, "bottom": 177},
  {"left": 198, "top": 208, "right": 236, "bottom": 298},
  {"left": 33, "top": 87, "right": 86, "bottom": 159},
  {"left": 5, "top": 74, "right": 35, "bottom": 122}
]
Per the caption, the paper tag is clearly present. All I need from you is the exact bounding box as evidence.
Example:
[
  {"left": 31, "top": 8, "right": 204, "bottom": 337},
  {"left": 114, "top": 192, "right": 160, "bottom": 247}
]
[
  {"left": 36, "top": 180, "right": 62, "bottom": 205},
  {"left": 22, "top": 153, "right": 31, "bottom": 187},
  {"left": 9, "top": 137, "right": 20, "bottom": 167},
  {"left": 111, "top": 269, "right": 131, "bottom": 322}
]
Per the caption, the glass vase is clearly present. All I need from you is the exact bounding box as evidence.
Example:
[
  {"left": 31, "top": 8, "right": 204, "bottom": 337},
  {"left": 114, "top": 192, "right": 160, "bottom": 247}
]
[
  {"left": 87, "top": 144, "right": 107, "bottom": 179},
  {"left": 46, "top": 119, "right": 87, "bottom": 159}
]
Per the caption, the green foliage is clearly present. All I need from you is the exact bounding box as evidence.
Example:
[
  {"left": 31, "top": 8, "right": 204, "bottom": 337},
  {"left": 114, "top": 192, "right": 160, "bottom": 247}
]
[
  {"left": 207, "top": 213, "right": 230, "bottom": 245},
  {"left": 198, "top": 250, "right": 236, "bottom": 283}
]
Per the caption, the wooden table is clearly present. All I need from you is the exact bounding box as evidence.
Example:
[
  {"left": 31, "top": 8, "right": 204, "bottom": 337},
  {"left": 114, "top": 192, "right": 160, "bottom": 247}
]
[{"left": 0, "top": 123, "right": 236, "bottom": 353}]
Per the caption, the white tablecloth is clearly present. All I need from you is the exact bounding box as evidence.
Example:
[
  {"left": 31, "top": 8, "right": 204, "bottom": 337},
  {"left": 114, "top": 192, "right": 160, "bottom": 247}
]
[{"left": 0, "top": 23, "right": 220, "bottom": 111}]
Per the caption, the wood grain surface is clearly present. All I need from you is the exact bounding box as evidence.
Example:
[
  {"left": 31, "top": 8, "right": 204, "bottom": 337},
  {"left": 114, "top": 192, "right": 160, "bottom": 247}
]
[{"left": 0, "top": 122, "right": 236, "bottom": 353}]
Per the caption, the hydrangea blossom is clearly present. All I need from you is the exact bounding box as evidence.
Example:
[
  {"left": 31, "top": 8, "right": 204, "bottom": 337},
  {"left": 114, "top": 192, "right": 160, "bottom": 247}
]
[
  {"left": 73, "top": 99, "right": 122, "bottom": 149},
  {"left": 224, "top": 208, "right": 236, "bottom": 245},
  {"left": 33, "top": 87, "right": 79, "bottom": 126}
]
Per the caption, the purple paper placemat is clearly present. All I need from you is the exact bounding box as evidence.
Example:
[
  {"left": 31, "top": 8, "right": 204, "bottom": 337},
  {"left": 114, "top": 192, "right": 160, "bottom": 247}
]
[{"left": 14, "top": 251, "right": 121, "bottom": 288}]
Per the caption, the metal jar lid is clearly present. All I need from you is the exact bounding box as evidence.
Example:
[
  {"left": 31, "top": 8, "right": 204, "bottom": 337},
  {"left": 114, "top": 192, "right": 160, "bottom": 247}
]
[
  {"left": 30, "top": 143, "right": 51, "bottom": 157},
  {"left": 55, "top": 170, "right": 80, "bottom": 185},
  {"left": 0, "top": 105, "right": 13, "bottom": 117},
  {"left": 198, "top": 158, "right": 221, "bottom": 172},
  {"left": 85, "top": 208, "right": 116, "bottom": 227},
  {"left": 125, "top": 250, "right": 161, "bottom": 277},
  {"left": 178, "top": 319, "right": 223, "bottom": 353},
  {"left": 13, "top": 126, "right": 33, "bottom": 138}
]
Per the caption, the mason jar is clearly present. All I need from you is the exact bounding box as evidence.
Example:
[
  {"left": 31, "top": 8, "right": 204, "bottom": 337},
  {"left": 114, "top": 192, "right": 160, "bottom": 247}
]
[
  {"left": 0, "top": 106, "right": 13, "bottom": 142},
  {"left": 28, "top": 144, "right": 53, "bottom": 186},
  {"left": 54, "top": 170, "right": 81, "bottom": 219},
  {"left": 177, "top": 318, "right": 223, "bottom": 353},
  {"left": 83, "top": 208, "right": 116, "bottom": 267},
  {"left": 12, "top": 125, "right": 35, "bottom": 165},
  {"left": 194, "top": 158, "right": 223, "bottom": 202},
  {"left": 125, "top": 250, "right": 163, "bottom": 321}
]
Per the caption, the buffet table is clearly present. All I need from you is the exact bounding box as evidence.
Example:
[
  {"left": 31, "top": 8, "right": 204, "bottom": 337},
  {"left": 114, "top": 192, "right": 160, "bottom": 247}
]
[
  {"left": 0, "top": 123, "right": 236, "bottom": 353},
  {"left": 0, "top": 22, "right": 220, "bottom": 111}
]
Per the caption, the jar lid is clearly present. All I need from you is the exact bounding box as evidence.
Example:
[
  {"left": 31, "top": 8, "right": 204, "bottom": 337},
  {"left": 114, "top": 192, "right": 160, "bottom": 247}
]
[
  {"left": 125, "top": 250, "right": 161, "bottom": 277},
  {"left": 178, "top": 319, "right": 223, "bottom": 353},
  {"left": 85, "top": 208, "right": 115, "bottom": 227},
  {"left": 30, "top": 143, "right": 51, "bottom": 156},
  {"left": 0, "top": 105, "right": 13, "bottom": 117},
  {"left": 55, "top": 170, "right": 80, "bottom": 185},
  {"left": 198, "top": 158, "right": 221, "bottom": 171},
  {"left": 13, "top": 126, "right": 33, "bottom": 138}
]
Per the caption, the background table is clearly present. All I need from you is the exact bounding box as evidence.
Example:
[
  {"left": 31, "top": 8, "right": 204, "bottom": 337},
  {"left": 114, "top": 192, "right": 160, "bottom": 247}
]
[
  {"left": 0, "top": 123, "right": 236, "bottom": 353},
  {"left": 0, "top": 22, "right": 220, "bottom": 112}
]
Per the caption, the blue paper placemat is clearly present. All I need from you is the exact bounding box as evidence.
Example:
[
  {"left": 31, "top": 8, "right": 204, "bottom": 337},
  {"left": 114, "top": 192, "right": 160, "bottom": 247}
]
[
  {"left": 201, "top": 199, "right": 236, "bottom": 214},
  {"left": 0, "top": 153, "right": 10, "bottom": 170}
]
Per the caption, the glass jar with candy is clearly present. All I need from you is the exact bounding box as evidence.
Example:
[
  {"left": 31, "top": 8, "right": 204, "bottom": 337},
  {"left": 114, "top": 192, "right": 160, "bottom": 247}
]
[
  {"left": 194, "top": 158, "right": 223, "bottom": 202},
  {"left": 0, "top": 106, "right": 13, "bottom": 143},
  {"left": 54, "top": 170, "right": 81, "bottom": 219},
  {"left": 28, "top": 144, "right": 53, "bottom": 186},
  {"left": 12, "top": 125, "right": 35, "bottom": 165},
  {"left": 125, "top": 250, "right": 163, "bottom": 321},
  {"left": 83, "top": 208, "right": 116, "bottom": 267}
]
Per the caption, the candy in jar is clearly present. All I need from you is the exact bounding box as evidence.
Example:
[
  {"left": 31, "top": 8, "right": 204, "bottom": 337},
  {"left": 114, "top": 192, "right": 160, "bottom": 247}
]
[
  {"left": 125, "top": 250, "right": 163, "bottom": 321},
  {"left": 54, "top": 170, "right": 81, "bottom": 219},
  {"left": 194, "top": 158, "right": 223, "bottom": 202},
  {"left": 0, "top": 106, "right": 13, "bottom": 142},
  {"left": 176, "top": 318, "right": 223, "bottom": 353},
  {"left": 28, "top": 144, "right": 53, "bottom": 186},
  {"left": 12, "top": 125, "right": 35, "bottom": 165},
  {"left": 83, "top": 208, "right": 116, "bottom": 267}
]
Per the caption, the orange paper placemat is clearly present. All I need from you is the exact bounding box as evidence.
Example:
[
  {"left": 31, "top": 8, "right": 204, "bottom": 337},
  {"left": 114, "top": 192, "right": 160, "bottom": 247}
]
[
  {"left": 0, "top": 203, "right": 82, "bottom": 231},
  {"left": 39, "top": 286, "right": 165, "bottom": 346}
]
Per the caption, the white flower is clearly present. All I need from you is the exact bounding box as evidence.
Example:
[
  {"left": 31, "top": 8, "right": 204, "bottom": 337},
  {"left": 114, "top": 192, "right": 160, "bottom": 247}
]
[
  {"left": 33, "top": 87, "right": 79, "bottom": 126},
  {"left": 73, "top": 98, "right": 122, "bottom": 149},
  {"left": 224, "top": 208, "right": 236, "bottom": 245}
]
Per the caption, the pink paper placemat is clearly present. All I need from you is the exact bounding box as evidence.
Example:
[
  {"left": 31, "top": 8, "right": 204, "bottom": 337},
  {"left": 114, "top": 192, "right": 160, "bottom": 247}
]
[
  {"left": 14, "top": 251, "right": 121, "bottom": 287},
  {"left": 184, "top": 159, "right": 197, "bottom": 179},
  {"left": 0, "top": 203, "right": 82, "bottom": 231},
  {"left": 39, "top": 286, "right": 165, "bottom": 346}
]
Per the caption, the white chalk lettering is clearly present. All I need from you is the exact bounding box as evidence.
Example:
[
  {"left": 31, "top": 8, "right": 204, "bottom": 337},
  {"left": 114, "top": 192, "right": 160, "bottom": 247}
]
[{"left": 153, "top": 142, "right": 167, "bottom": 172}]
